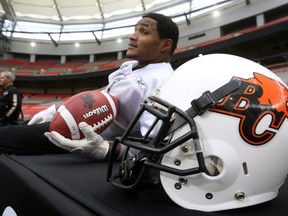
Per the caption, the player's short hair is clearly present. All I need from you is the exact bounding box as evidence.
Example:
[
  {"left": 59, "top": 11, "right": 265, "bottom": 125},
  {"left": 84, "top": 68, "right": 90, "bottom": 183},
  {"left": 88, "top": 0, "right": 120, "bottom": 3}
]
[
  {"left": 142, "top": 13, "right": 179, "bottom": 55},
  {"left": 1, "top": 71, "right": 15, "bottom": 82}
]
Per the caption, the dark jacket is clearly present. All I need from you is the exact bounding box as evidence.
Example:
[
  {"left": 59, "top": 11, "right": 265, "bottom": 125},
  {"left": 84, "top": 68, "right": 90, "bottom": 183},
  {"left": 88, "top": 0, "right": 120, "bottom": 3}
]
[{"left": 0, "top": 85, "right": 22, "bottom": 121}]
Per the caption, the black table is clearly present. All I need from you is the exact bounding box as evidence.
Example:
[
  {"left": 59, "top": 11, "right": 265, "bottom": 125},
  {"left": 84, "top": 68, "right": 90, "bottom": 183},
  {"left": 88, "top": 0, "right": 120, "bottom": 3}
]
[{"left": 0, "top": 153, "right": 287, "bottom": 216}]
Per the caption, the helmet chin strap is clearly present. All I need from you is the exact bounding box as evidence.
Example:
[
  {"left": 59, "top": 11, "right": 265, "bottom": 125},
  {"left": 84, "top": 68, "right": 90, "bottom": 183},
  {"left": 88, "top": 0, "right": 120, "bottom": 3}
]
[{"left": 167, "top": 79, "right": 242, "bottom": 134}]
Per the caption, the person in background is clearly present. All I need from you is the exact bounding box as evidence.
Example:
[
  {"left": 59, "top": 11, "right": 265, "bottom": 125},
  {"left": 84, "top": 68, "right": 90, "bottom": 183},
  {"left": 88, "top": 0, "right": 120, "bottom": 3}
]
[
  {"left": 0, "top": 71, "right": 22, "bottom": 127},
  {"left": 0, "top": 13, "right": 179, "bottom": 160}
]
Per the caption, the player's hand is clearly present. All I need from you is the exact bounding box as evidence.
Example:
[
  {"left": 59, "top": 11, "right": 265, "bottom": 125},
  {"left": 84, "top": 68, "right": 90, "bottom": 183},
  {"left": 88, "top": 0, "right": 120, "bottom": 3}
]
[
  {"left": 44, "top": 122, "right": 109, "bottom": 160},
  {"left": 28, "top": 104, "right": 57, "bottom": 125}
]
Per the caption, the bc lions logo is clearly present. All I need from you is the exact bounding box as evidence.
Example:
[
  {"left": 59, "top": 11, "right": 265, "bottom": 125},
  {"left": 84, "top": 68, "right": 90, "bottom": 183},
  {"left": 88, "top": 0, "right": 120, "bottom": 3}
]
[
  {"left": 212, "top": 72, "right": 288, "bottom": 145},
  {"left": 81, "top": 93, "right": 96, "bottom": 109}
]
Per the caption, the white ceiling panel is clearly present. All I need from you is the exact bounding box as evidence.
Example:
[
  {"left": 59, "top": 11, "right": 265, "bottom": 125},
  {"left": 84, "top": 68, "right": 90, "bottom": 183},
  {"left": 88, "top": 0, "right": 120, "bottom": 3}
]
[
  {"left": 0, "top": 0, "right": 239, "bottom": 41},
  {"left": 6, "top": 0, "right": 183, "bottom": 22}
]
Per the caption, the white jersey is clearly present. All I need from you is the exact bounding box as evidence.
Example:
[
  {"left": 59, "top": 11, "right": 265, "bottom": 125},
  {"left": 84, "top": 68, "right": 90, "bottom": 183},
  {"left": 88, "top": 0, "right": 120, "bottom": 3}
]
[{"left": 101, "top": 60, "right": 174, "bottom": 140}]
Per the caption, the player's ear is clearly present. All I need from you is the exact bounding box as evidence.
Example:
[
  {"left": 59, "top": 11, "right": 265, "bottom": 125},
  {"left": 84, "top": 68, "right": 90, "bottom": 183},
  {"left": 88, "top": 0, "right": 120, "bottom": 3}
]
[{"left": 160, "top": 38, "right": 173, "bottom": 53}]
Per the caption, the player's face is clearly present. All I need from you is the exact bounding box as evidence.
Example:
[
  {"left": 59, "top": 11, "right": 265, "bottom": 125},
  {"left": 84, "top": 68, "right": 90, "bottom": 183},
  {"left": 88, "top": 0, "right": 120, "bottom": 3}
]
[{"left": 126, "top": 17, "right": 166, "bottom": 67}]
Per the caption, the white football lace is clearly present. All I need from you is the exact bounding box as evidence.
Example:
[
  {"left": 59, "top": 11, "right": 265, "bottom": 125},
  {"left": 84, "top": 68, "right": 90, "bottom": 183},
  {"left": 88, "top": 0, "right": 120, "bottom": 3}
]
[{"left": 92, "top": 114, "right": 113, "bottom": 131}]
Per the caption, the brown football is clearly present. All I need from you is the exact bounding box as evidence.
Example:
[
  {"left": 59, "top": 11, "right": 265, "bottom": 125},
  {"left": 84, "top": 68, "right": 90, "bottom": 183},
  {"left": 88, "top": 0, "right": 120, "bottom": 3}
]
[{"left": 50, "top": 90, "right": 118, "bottom": 140}]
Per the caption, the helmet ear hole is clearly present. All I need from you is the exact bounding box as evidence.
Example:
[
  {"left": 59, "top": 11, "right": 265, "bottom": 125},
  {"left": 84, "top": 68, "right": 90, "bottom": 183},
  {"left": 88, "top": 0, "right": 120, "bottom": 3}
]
[
  {"left": 205, "top": 163, "right": 220, "bottom": 176},
  {"left": 204, "top": 156, "right": 223, "bottom": 177}
]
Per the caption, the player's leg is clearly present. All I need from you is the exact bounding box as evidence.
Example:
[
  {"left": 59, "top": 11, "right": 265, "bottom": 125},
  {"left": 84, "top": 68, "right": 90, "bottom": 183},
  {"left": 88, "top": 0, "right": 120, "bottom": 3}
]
[{"left": 0, "top": 122, "right": 67, "bottom": 155}]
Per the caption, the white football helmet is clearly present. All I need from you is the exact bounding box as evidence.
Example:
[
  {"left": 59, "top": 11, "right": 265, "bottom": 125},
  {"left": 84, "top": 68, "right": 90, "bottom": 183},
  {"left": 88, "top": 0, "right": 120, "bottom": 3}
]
[{"left": 107, "top": 54, "right": 288, "bottom": 212}]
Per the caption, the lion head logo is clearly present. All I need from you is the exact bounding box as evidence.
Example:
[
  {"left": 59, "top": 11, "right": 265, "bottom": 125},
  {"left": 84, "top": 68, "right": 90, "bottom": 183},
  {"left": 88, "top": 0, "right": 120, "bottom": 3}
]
[{"left": 80, "top": 93, "right": 96, "bottom": 110}]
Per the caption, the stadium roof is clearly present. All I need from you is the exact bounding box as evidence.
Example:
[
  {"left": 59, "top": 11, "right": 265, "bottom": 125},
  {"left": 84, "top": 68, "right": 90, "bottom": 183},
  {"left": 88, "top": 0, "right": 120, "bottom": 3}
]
[{"left": 0, "top": 0, "right": 237, "bottom": 42}]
